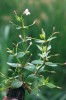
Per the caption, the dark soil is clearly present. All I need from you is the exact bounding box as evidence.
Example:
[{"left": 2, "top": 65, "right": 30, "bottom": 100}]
[{"left": 7, "top": 86, "right": 25, "bottom": 100}]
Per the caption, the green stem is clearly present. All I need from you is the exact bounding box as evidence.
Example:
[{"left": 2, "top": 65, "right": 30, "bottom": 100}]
[{"left": 21, "top": 21, "right": 27, "bottom": 82}]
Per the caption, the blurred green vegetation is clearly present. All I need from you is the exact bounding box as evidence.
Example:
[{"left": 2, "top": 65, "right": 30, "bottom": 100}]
[{"left": 0, "top": 0, "right": 66, "bottom": 100}]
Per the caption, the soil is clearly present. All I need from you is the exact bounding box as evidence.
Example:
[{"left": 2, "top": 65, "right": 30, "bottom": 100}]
[{"left": 6, "top": 86, "right": 25, "bottom": 100}]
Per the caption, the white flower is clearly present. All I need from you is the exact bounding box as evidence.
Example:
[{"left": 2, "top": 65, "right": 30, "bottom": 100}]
[
  {"left": 23, "top": 9, "right": 30, "bottom": 16},
  {"left": 19, "top": 34, "right": 22, "bottom": 38}
]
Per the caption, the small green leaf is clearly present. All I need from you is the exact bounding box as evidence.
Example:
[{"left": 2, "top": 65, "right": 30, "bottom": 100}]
[
  {"left": 46, "top": 83, "right": 56, "bottom": 88},
  {"left": 47, "top": 45, "right": 51, "bottom": 51},
  {"left": 31, "top": 60, "right": 43, "bottom": 64},
  {"left": 40, "top": 29, "right": 45, "bottom": 39},
  {"left": 16, "top": 52, "right": 25, "bottom": 58},
  {"left": 7, "top": 48, "right": 13, "bottom": 54},
  {"left": 45, "top": 77, "right": 49, "bottom": 84},
  {"left": 25, "top": 64, "right": 36, "bottom": 72},
  {"left": 11, "top": 79, "right": 23, "bottom": 88},
  {"left": 38, "top": 76, "right": 45, "bottom": 86},
  {"left": 38, "top": 51, "right": 50, "bottom": 58},
  {"left": 7, "top": 62, "right": 21, "bottom": 67},
  {"left": 47, "top": 37, "right": 56, "bottom": 42},
  {"left": 45, "top": 62, "right": 58, "bottom": 67},
  {"left": 35, "top": 40, "right": 45, "bottom": 43},
  {"left": 37, "top": 45, "right": 42, "bottom": 51},
  {"left": 42, "top": 46, "right": 46, "bottom": 52},
  {"left": 15, "top": 15, "right": 22, "bottom": 22}
]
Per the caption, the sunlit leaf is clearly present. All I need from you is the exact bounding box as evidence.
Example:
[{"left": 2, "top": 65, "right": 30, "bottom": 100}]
[
  {"left": 25, "top": 64, "right": 36, "bottom": 72},
  {"left": 45, "top": 77, "right": 49, "bottom": 84},
  {"left": 7, "top": 62, "right": 21, "bottom": 67},
  {"left": 47, "top": 45, "right": 51, "bottom": 51},
  {"left": 42, "top": 46, "right": 46, "bottom": 52},
  {"left": 45, "top": 62, "right": 58, "bottom": 67},
  {"left": 40, "top": 29, "right": 45, "bottom": 39},
  {"left": 38, "top": 51, "right": 50, "bottom": 58},
  {"left": 31, "top": 60, "right": 43, "bottom": 64},
  {"left": 37, "top": 45, "right": 42, "bottom": 51},
  {"left": 46, "top": 83, "right": 56, "bottom": 88},
  {"left": 35, "top": 40, "right": 45, "bottom": 43},
  {"left": 47, "top": 37, "right": 56, "bottom": 42}
]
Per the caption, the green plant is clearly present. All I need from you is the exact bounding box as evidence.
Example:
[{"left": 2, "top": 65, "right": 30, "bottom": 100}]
[{"left": 0, "top": 9, "right": 63, "bottom": 99}]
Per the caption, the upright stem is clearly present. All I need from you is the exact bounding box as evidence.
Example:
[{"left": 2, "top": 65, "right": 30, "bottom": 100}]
[{"left": 21, "top": 21, "right": 27, "bottom": 82}]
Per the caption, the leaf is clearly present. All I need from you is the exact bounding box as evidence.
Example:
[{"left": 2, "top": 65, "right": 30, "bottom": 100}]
[
  {"left": 25, "top": 64, "right": 36, "bottom": 72},
  {"left": 16, "top": 26, "right": 22, "bottom": 30},
  {"left": 47, "top": 37, "right": 56, "bottom": 42},
  {"left": 35, "top": 40, "right": 45, "bottom": 43},
  {"left": 47, "top": 54, "right": 60, "bottom": 59},
  {"left": 45, "top": 62, "right": 58, "bottom": 67},
  {"left": 38, "top": 51, "right": 50, "bottom": 58},
  {"left": 40, "top": 29, "right": 45, "bottom": 39},
  {"left": 42, "top": 46, "right": 46, "bottom": 52},
  {"left": 37, "top": 45, "right": 42, "bottom": 51},
  {"left": 44, "top": 70, "right": 56, "bottom": 73},
  {"left": 31, "top": 60, "right": 43, "bottom": 65},
  {"left": 38, "top": 53, "right": 47, "bottom": 58},
  {"left": 15, "top": 15, "right": 21, "bottom": 22},
  {"left": 40, "top": 34, "right": 45, "bottom": 39},
  {"left": 38, "top": 76, "right": 45, "bottom": 86},
  {"left": 47, "top": 45, "right": 51, "bottom": 51},
  {"left": 46, "top": 83, "right": 56, "bottom": 88},
  {"left": 26, "top": 37, "right": 32, "bottom": 41},
  {"left": 38, "top": 66, "right": 45, "bottom": 73},
  {"left": 26, "top": 74, "right": 38, "bottom": 83},
  {"left": 45, "top": 77, "right": 49, "bottom": 84},
  {"left": 7, "top": 62, "right": 21, "bottom": 67},
  {"left": 16, "top": 52, "right": 25, "bottom": 58},
  {"left": 11, "top": 79, "right": 23, "bottom": 88}
]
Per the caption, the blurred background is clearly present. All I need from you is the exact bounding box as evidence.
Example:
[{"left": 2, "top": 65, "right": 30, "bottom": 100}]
[{"left": 0, "top": 0, "right": 66, "bottom": 100}]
